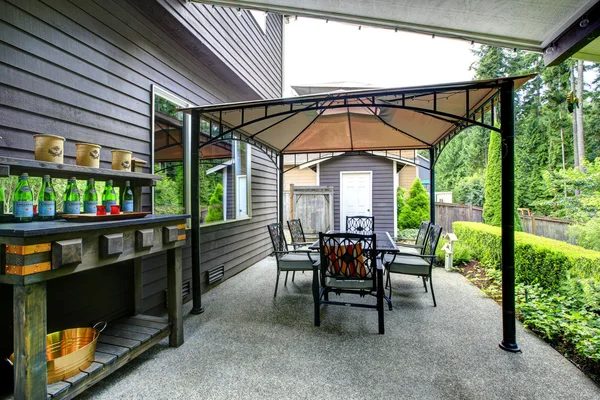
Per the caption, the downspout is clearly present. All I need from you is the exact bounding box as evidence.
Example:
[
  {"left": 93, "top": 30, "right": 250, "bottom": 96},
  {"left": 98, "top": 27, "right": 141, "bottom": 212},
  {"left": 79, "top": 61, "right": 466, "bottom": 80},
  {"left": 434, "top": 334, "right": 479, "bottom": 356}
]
[
  {"left": 429, "top": 149, "right": 435, "bottom": 224},
  {"left": 190, "top": 111, "right": 204, "bottom": 315},
  {"left": 499, "top": 81, "right": 519, "bottom": 352}
]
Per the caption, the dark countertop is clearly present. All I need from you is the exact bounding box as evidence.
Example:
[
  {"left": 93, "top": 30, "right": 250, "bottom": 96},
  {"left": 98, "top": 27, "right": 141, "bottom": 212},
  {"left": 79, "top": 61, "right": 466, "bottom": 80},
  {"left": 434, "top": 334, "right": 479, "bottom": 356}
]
[{"left": 0, "top": 214, "right": 190, "bottom": 237}]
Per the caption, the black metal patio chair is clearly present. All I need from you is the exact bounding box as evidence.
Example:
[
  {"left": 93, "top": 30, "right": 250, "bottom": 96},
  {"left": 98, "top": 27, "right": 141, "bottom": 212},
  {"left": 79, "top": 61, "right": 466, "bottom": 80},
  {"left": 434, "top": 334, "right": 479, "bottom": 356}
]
[
  {"left": 383, "top": 224, "right": 443, "bottom": 307},
  {"left": 287, "top": 219, "right": 314, "bottom": 249},
  {"left": 268, "top": 222, "right": 317, "bottom": 297},
  {"left": 395, "top": 220, "right": 431, "bottom": 255},
  {"left": 313, "top": 232, "right": 385, "bottom": 334},
  {"left": 346, "top": 215, "right": 374, "bottom": 232}
]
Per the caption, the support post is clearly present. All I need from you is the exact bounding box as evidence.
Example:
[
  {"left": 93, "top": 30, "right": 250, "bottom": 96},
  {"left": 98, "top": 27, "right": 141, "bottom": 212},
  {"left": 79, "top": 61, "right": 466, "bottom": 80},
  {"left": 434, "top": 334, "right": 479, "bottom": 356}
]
[
  {"left": 14, "top": 282, "right": 47, "bottom": 399},
  {"left": 279, "top": 154, "right": 284, "bottom": 227},
  {"left": 167, "top": 247, "right": 184, "bottom": 347},
  {"left": 190, "top": 112, "right": 204, "bottom": 314},
  {"left": 499, "top": 80, "right": 520, "bottom": 352},
  {"left": 429, "top": 148, "right": 436, "bottom": 224}
]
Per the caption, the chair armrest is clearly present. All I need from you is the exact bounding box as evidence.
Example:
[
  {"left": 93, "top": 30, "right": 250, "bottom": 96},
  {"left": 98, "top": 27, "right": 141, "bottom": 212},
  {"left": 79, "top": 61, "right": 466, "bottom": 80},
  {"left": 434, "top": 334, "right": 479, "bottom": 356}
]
[
  {"left": 292, "top": 241, "right": 314, "bottom": 246},
  {"left": 382, "top": 251, "right": 437, "bottom": 266},
  {"left": 396, "top": 243, "right": 424, "bottom": 249},
  {"left": 394, "top": 237, "right": 417, "bottom": 242}
]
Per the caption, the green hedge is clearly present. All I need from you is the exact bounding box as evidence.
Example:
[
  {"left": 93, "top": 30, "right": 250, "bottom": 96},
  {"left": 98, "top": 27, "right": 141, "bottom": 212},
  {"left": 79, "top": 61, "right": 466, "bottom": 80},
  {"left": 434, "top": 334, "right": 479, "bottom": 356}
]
[{"left": 453, "top": 222, "right": 600, "bottom": 289}]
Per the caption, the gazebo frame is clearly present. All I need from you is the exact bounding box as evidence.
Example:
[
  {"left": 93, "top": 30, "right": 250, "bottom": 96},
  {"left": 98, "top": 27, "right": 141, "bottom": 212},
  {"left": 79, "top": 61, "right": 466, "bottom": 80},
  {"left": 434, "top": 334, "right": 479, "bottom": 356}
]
[{"left": 184, "top": 75, "right": 533, "bottom": 352}]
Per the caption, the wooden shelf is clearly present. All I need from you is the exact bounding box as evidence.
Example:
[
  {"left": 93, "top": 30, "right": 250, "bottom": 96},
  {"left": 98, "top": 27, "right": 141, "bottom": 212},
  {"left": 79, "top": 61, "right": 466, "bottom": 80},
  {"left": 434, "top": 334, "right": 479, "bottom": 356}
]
[
  {"left": 0, "top": 156, "right": 160, "bottom": 186},
  {"left": 45, "top": 315, "right": 171, "bottom": 400}
]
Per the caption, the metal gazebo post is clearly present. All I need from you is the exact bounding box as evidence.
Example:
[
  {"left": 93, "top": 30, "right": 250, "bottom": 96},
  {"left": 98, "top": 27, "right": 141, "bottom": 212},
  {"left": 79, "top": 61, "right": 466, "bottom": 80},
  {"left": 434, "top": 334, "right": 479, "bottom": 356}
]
[
  {"left": 429, "top": 148, "right": 436, "bottom": 224},
  {"left": 499, "top": 80, "right": 519, "bottom": 352},
  {"left": 279, "top": 154, "right": 284, "bottom": 226},
  {"left": 190, "top": 111, "right": 204, "bottom": 314}
]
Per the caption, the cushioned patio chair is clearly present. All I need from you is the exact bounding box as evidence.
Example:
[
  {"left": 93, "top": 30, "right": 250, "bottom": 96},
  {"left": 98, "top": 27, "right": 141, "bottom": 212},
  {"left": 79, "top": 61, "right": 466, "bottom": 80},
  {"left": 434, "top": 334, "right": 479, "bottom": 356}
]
[
  {"left": 268, "top": 222, "right": 317, "bottom": 297},
  {"left": 313, "top": 232, "right": 385, "bottom": 334},
  {"left": 383, "top": 224, "right": 443, "bottom": 307},
  {"left": 395, "top": 220, "right": 431, "bottom": 255},
  {"left": 346, "top": 216, "right": 374, "bottom": 232}
]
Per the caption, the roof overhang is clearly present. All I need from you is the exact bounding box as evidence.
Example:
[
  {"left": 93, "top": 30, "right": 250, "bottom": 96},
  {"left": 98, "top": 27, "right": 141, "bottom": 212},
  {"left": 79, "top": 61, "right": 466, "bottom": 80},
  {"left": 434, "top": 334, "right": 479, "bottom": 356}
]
[{"left": 193, "top": 0, "right": 600, "bottom": 66}]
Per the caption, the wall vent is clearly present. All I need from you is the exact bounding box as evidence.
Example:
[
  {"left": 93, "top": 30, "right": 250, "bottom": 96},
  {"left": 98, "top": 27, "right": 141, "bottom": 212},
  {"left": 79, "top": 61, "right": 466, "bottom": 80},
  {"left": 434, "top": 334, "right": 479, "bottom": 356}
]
[
  {"left": 165, "top": 279, "right": 191, "bottom": 307},
  {"left": 207, "top": 264, "right": 225, "bottom": 285}
]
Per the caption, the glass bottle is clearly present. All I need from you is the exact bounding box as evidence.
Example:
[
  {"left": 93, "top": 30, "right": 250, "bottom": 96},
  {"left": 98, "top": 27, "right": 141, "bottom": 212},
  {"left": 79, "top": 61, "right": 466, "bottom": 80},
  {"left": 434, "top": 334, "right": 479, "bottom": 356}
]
[
  {"left": 13, "top": 173, "right": 34, "bottom": 222},
  {"left": 121, "top": 181, "right": 134, "bottom": 212},
  {"left": 102, "top": 179, "right": 117, "bottom": 212},
  {"left": 83, "top": 178, "right": 98, "bottom": 214},
  {"left": 64, "top": 177, "right": 80, "bottom": 214},
  {"left": 38, "top": 175, "right": 56, "bottom": 220}
]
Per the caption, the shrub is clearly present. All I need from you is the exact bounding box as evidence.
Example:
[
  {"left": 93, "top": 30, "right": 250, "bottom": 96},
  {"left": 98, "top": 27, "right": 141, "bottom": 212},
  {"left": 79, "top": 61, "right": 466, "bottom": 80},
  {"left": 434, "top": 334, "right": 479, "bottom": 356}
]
[
  {"left": 205, "top": 183, "right": 223, "bottom": 223},
  {"left": 517, "top": 281, "right": 600, "bottom": 361},
  {"left": 482, "top": 130, "right": 522, "bottom": 231},
  {"left": 398, "top": 178, "right": 429, "bottom": 229},
  {"left": 568, "top": 217, "right": 600, "bottom": 251},
  {"left": 453, "top": 221, "right": 600, "bottom": 289},
  {"left": 454, "top": 170, "right": 485, "bottom": 206},
  {"left": 396, "top": 186, "right": 406, "bottom": 230}
]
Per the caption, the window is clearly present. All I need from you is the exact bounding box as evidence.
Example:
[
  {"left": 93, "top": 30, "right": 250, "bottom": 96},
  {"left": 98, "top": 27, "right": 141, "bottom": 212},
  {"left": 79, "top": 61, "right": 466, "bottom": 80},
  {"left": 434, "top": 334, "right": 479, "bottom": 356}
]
[
  {"left": 152, "top": 86, "right": 191, "bottom": 216},
  {"left": 152, "top": 86, "right": 251, "bottom": 225},
  {"left": 199, "top": 119, "right": 251, "bottom": 225}
]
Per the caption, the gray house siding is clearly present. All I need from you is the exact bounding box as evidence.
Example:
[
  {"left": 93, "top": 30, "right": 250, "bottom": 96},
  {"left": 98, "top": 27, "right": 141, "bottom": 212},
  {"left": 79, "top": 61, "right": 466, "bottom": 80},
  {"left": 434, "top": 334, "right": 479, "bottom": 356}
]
[
  {"left": 0, "top": 0, "right": 281, "bottom": 329},
  {"left": 319, "top": 155, "right": 395, "bottom": 233}
]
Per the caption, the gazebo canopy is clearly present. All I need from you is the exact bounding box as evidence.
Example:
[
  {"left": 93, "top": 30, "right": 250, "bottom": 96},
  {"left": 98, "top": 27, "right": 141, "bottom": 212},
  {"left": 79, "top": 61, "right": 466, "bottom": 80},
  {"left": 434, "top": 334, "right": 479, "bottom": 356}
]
[{"left": 182, "top": 75, "right": 533, "bottom": 163}]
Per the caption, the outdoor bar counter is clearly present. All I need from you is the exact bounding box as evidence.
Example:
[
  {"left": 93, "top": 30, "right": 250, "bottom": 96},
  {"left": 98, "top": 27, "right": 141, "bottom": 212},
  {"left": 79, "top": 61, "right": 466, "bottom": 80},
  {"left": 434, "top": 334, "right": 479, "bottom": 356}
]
[{"left": 0, "top": 214, "right": 189, "bottom": 399}]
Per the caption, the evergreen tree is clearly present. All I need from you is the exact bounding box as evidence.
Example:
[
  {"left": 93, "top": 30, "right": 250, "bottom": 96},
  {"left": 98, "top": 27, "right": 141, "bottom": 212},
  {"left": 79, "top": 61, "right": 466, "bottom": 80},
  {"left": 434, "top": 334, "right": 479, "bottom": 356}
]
[
  {"left": 396, "top": 186, "right": 406, "bottom": 231},
  {"left": 205, "top": 183, "right": 224, "bottom": 223},
  {"left": 398, "top": 179, "right": 430, "bottom": 229},
  {"left": 483, "top": 131, "right": 522, "bottom": 230}
]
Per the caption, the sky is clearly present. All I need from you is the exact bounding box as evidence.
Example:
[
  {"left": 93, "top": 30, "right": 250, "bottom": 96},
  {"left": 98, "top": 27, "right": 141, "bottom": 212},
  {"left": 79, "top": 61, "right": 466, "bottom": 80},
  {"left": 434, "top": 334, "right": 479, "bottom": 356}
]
[{"left": 283, "top": 17, "right": 478, "bottom": 96}]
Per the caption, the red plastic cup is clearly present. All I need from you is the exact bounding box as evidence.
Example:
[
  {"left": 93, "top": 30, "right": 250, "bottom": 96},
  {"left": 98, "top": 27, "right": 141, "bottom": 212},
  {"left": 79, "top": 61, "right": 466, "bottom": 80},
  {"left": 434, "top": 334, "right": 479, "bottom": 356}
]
[
  {"left": 96, "top": 205, "right": 106, "bottom": 216},
  {"left": 33, "top": 204, "right": 38, "bottom": 214},
  {"left": 111, "top": 205, "right": 120, "bottom": 215}
]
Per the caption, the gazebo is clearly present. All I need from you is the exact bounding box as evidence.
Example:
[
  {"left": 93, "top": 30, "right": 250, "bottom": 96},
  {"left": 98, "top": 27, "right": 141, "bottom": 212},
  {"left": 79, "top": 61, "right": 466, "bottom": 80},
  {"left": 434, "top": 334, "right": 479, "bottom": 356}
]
[{"left": 183, "top": 74, "right": 534, "bottom": 352}]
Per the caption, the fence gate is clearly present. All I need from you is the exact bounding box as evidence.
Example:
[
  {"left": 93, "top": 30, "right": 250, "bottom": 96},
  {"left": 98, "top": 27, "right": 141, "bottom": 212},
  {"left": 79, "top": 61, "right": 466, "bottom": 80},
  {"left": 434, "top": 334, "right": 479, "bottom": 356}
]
[{"left": 284, "top": 185, "right": 334, "bottom": 239}]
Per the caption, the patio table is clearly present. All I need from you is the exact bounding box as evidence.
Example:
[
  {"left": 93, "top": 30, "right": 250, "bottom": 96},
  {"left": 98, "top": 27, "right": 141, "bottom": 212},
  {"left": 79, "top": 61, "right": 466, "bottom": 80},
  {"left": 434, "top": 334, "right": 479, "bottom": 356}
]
[{"left": 308, "top": 231, "right": 398, "bottom": 253}]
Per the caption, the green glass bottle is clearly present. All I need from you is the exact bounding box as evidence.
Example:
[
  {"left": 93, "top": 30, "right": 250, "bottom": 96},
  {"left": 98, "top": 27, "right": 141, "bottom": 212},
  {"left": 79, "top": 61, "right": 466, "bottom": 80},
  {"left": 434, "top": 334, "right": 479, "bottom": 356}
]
[
  {"left": 102, "top": 179, "right": 117, "bottom": 212},
  {"left": 13, "top": 173, "right": 34, "bottom": 222},
  {"left": 122, "top": 181, "right": 134, "bottom": 212},
  {"left": 38, "top": 175, "right": 56, "bottom": 220},
  {"left": 83, "top": 178, "right": 98, "bottom": 214},
  {"left": 64, "top": 177, "right": 80, "bottom": 214},
  {"left": 0, "top": 185, "right": 4, "bottom": 215}
]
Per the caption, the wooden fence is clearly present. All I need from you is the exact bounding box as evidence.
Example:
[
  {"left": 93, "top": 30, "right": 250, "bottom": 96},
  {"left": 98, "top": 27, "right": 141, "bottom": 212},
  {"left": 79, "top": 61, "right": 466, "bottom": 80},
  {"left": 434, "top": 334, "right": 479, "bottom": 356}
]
[
  {"left": 436, "top": 203, "right": 574, "bottom": 243},
  {"left": 284, "top": 185, "right": 334, "bottom": 239}
]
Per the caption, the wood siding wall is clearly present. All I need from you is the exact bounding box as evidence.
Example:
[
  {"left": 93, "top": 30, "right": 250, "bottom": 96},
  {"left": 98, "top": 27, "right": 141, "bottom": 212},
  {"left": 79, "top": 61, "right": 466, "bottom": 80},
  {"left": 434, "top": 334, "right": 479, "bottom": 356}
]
[
  {"left": 319, "top": 155, "right": 395, "bottom": 233},
  {"left": 283, "top": 166, "right": 317, "bottom": 190},
  {"left": 0, "top": 0, "right": 281, "bottom": 319},
  {"left": 398, "top": 165, "right": 417, "bottom": 191}
]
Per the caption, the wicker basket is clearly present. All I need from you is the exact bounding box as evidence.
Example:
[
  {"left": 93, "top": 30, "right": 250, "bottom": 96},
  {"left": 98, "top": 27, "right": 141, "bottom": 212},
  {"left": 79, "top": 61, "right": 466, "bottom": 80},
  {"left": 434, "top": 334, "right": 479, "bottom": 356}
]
[
  {"left": 34, "top": 134, "right": 65, "bottom": 163},
  {"left": 9, "top": 322, "right": 106, "bottom": 384},
  {"left": 76, "top": 143, "right": 102, "bottom": 168},
  {"left": 111, "top": 150, "right": 132, "bottom": 171}
]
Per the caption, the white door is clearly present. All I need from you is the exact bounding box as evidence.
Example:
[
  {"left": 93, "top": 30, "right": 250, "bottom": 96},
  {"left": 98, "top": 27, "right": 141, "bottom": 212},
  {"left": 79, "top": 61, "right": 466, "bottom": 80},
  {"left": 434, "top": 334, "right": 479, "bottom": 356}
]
[
  {"left": 236, "top": 175, "right": 247, "bottom": 217},
  {"left": 341, "top": 172, "right": 372, "bottom": 230}
]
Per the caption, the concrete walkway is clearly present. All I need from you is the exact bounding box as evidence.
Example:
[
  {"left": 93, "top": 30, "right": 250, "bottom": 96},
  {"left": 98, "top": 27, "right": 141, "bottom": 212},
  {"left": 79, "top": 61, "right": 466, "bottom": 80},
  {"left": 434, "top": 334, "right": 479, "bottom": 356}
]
[{"left": 81, "top": 258, "right": 600, "bottom": 399}]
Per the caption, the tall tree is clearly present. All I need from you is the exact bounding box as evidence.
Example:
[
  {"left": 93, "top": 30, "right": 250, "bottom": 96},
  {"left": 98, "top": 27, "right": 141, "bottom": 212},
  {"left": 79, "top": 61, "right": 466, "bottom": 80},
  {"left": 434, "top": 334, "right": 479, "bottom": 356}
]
[
  {"left": 570, "top": 64, "right": 579, "bottom": 168},
  {"left": 482, "top": 130, "right": 522, "bottom": 230},
  {"left": 576, "top": 60, "right": 586, "bottom": 169}
]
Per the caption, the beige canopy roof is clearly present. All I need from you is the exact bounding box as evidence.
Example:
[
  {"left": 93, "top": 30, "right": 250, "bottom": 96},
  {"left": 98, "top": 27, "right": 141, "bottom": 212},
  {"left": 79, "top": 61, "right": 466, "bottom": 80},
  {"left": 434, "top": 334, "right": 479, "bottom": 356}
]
[{"left": 182, "top": 75, "right": 534, "bottom": 157}]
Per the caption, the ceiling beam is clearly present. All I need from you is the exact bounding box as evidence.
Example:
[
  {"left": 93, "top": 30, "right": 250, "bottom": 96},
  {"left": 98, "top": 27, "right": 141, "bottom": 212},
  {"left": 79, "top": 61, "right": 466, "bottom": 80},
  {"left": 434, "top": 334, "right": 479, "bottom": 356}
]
[{"left": 544, "top": 1, "right": 600, "bottom": 66}]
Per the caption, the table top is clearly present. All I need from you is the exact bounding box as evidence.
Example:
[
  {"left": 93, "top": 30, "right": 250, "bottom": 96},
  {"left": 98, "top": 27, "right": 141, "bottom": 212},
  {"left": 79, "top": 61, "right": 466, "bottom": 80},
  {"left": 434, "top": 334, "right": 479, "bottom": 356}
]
[
  {"left": 0, "top": 214, "right": 189, "bottom": 237},
  {"left": 309, "top": 231, "right": 397, "bottom": 252}
]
